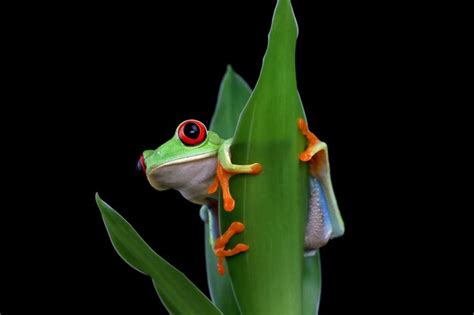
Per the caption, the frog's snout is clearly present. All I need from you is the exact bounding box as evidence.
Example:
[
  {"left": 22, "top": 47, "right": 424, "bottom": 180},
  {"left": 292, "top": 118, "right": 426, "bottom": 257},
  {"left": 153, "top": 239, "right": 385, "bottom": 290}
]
[{"left": 137, "top": 154, "right": 146, "bottom": 174}]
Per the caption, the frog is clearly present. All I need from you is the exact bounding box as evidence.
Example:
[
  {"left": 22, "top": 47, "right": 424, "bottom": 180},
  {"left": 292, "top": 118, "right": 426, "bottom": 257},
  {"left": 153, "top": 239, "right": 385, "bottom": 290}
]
[{"left": 138, "top": 118, "right": 344, "bottom": 275}]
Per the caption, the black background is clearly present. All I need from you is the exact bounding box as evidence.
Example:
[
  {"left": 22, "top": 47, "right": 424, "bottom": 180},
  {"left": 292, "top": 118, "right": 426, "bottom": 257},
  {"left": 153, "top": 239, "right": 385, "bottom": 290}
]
[{"left": 1, "top": 0, "right": 471, "bottom": 314}]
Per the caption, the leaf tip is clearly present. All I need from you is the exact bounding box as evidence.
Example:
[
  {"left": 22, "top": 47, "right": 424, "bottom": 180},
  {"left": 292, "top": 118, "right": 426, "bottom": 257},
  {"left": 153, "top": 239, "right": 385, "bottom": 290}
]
[{"left": 95, "top": 192, "right": 110, "bottom": 216}]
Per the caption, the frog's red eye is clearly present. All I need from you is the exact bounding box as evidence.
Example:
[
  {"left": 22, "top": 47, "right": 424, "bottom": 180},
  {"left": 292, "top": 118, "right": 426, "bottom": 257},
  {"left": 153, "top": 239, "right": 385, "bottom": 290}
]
[{"left": 178, "top": 119, "right": 207, "bottom": 146}]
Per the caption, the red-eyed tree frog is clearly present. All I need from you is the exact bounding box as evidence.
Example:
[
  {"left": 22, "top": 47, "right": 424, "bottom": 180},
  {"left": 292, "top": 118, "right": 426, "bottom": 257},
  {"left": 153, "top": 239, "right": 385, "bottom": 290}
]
[{"left": 138, "top": 119, "right": 344, "bottom": 275}]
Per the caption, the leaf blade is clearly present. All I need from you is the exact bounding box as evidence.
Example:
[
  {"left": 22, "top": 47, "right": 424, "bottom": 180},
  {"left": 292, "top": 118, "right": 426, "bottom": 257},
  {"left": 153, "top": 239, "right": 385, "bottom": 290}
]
[
  {"left": 303, "top": 252, "right": 322, "bottom": 315},
  {"left": 204, "top": 208, "right": 241, "bottom": 315},
  {"left": 209, "top": 65, "right": 252, "bottom": 138},
  {"left": 220, "top": 1, "right": 309, "bottom": 314},
  {"left": 206, "top": 66, "right": 252, "bottom": 314},
  {"left": 96, "top": 193, "right": 222, "bottom": 315}
]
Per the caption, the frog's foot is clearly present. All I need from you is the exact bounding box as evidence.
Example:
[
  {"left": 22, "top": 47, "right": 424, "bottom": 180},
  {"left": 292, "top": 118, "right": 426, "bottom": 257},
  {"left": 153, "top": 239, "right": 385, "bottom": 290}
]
[
  {"left": 298, "top": 118, "right": 327, "bottom": 176},
  {"left": 208, "top": 160, "right": 262, "bottom": 212},
  {"left": 214, "top": 221, "right": 249, "bottom": 276},
  {"left": 298, "top": 118, "right": 321, "bottom": 161}
]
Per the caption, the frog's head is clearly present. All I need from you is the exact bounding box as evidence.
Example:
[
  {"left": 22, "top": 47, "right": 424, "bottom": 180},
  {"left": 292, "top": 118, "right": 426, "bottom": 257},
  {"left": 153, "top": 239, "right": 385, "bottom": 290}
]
[{"left": 138, "top": 119, "right": 223, "bottom": 191}]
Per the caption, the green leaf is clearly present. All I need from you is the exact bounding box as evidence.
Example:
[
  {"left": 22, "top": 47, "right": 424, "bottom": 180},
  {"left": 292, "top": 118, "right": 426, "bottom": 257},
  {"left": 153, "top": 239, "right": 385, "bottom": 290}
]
[
  {"left": 303, "top": 252, "right": 322, "bottom": 315},
  {"left": 204, "top": 207, "right": 241, "bottom": 315},
  {"left": 220, "top": 0, "right": 310, "bottom": 313},
  {"left": 204, "top": 66, "right": 252, "bottom": 314},
  {"left": 209, "top": 65, "right": 252, "bottom": 138},
  {"left": 96, "top": 193, "right": 222, "bottom": 315}
]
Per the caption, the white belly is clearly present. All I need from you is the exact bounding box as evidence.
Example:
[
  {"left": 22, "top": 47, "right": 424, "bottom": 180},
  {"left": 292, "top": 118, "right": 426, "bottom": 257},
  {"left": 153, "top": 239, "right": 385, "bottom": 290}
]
[{"left": 147, "top": 156, "right": 217, "bottom": 205}]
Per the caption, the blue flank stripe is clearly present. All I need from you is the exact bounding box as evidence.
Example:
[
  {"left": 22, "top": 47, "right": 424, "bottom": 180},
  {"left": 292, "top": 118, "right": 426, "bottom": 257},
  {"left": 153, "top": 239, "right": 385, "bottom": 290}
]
[{"left": 310, "top": 177, "right": 333, "bottom": 236}]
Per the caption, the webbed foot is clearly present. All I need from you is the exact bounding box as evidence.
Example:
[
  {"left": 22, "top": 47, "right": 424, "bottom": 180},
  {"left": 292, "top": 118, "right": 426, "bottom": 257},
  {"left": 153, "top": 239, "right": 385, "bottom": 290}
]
[
  {"left": 298, "top": 118, "right": 327, "bottom": 176},
  {"left": 214, "top": 221, "right": 249, "bottom": 275},
  {"left": 208, "top": 160, "right": 261, "bottom": 211}
]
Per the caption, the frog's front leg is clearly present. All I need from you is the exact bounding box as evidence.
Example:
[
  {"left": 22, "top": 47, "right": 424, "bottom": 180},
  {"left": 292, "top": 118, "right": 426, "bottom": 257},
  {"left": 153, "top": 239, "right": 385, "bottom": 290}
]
[{"left": 208, "top": 138, "right": 262, "bottom": 211}]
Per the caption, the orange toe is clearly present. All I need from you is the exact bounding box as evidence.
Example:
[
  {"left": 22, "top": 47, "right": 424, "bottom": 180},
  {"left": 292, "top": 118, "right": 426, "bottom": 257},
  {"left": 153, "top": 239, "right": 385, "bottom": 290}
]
[
  {"left": 223, "top": 198, "right": 235, "bottom": 212},
  {"left": 229, "top": 221, "right": 245, "bottom": 233},
  {"left": 298, "top": 118, "right": 308, "bottom": 133},
  {"left": 208, "top": 176, "right": 219, "bottom": 194},
  {"left": 251, "top": 163, "right": 262, "bottom": 174},
  {"left": 299, "top": 151, "right": 312, "bottom": 162}
]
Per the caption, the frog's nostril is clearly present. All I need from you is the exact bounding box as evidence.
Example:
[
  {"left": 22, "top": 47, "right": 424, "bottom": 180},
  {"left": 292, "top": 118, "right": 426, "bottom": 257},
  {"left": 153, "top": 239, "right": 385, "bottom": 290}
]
[{"left": 137, "top": 154, "right": 147, "bottom": 174}]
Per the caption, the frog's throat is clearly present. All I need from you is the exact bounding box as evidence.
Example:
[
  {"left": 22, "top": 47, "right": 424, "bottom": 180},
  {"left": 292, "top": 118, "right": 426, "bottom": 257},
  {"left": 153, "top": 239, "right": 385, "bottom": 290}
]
[
  {"left": 146, "top": 152, "right": 218, "bottom": 194},
  {"left": 148, "top": 151, "right": 217, "bottom": 174}
]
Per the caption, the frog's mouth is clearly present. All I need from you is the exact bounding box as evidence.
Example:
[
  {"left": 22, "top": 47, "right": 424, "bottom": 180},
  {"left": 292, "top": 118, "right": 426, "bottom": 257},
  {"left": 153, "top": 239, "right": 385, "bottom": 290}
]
[{"left": 150, "top": 152, "right": 217, "bottom": 172}]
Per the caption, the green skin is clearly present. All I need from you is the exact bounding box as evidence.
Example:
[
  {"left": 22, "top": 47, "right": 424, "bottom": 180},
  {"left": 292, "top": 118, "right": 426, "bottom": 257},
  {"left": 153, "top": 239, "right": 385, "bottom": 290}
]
[{"left": 142, "top": 120, "right": 344, "bottom": 253}]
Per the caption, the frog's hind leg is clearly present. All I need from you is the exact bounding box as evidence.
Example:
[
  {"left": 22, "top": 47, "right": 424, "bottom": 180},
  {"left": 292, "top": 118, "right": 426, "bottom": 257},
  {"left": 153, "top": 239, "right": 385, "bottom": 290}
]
[
  {"left": 298, "top": 118, "right": 345, "bottom": 252},
  {"left": 304, "top": 177, "right": 333, "bottom": 255},
  {"left": 214, "top": 221, "right": 249, "bottom": 275},
  {"left": 200, "top": 201, "right": 220, "bottom": 248},
  {"left": 208, "top": 139, "right": 262, "bottom": 212}
]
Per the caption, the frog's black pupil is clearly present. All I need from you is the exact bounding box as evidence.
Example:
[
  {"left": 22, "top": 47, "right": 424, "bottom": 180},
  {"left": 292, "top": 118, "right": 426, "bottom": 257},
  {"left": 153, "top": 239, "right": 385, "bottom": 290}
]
[{"left": 184, "top": 123, "right": 200, "bottom": 139}]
